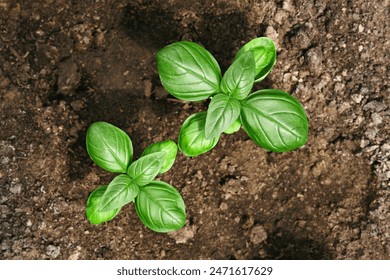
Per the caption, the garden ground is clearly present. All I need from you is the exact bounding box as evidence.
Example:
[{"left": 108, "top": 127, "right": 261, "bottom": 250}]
[{"left": 0, "top": 0, "right": 388, "bottom": 259}]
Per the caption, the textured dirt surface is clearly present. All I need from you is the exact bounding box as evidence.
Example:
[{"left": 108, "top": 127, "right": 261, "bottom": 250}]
[{"left": 0, "top": 0, "right": 389, "bottom": 259}]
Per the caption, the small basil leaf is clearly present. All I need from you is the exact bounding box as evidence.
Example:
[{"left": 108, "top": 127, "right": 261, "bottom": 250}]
[
  {"left": 127, "top": 152, "right": 165, "bottom": 186},
  {"left": 220, "top": 51, "right": 255, "bottom": 100},
  {"left": 99, "top": 174, "right": 139, "bottom": 212},
  {"left": 157, "top": 41, "right": 221, "bottom": 101},
  {"left": 135, "top": 181, "right": 186, "bottom": 233},
  {"left": 205, "top": 93, "right": 241, "bottom": 139},
  {"left": 178, "top": 112, "right": 219, "bottom": 157},
  {"left": 223, "top": 118, "right": 241, "bottom": 134},
  {"left": 241, "top": 89, "right": 308, "bottom": 152},
  {"left": 141, "top": 140, "right": 178, "bottom": 174},
  {"left": 235, "top": 37, "right": 276, "bottom": 82},
  {"left": 86, "top": 185, "right": 121, "bottom": 225},
  {"left": 86, "top": 122, "right": 133, "bottom": 173}
]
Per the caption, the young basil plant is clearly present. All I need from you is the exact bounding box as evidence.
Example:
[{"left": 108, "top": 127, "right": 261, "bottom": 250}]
[
  {"left": 85, "top": 122, "right": 186, "bottom": 233},
  {"left": 157, "top": 37, "right": 309, "bottom": 156}
]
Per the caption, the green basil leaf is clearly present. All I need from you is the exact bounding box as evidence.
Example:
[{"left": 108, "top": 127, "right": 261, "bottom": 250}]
[
  {"left": 135, "top": 181, "right": 186, "bottom": 233},
  {"left": 241, "top": 89, "right": 308, "bottom": 152},
  {"left": 220, "top": 51, "right": 255, "bottom": 100},
  {"left": 127, "top": 152, "right": 165, "bottom": 186},
  {"left": 86, "top": 185, "right": 121, "bottom": 225},
  {"left": 86, "top": 122, "right": 133, "bottom": 173},
  {"left": 99, "top": 174, "right": 139, "bottom": 212},
  {"left": 205, "top": 93, "right": 241, "bottom": 139},
  {"left": 141, "top": 140, "right": 178, "bottom": 174},
  {"left": 157, "top": 41, "right": 221, "bottom": 101},
  {"left": 223, "top": 118, "right": 241, "bottom": 134},
  {"left": 235, "top": 37, "right": 276, "bottom": 82},
  {"left": 178, "top": 112, "right": 219, "bottom": 157}
]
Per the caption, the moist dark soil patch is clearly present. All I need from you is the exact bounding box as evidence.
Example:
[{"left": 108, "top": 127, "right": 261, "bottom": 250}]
[{"left": 0, "top": 0, "right": 388, "bottom": 259}]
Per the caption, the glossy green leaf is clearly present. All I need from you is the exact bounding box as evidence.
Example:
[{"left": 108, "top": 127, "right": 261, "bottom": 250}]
[
  {"left": 127, "top": 152, "right": 165, "bottom": 186},
  {"left": 241, "top": 89, "right": 308, "bottom": 152},
  {"left": 223, "top": 118, "right": 241, "bottom": 134},
  {"left": 235, "top": 37, "right": 276, "bottom": 82},
  {"left": 135, "top": 181, "right": 186, "bottom": 233},
  {"left": 141, "top": 140, "right": 178, "bottom": 174},
  {"left": 178, "top": 112, "right": 219, "bottom": 157},
  {"left": 220, "top": 51, "right": 255, "bottom": 100},
  {"left": 157, "top": 41, "right": 221, "bottom": 101},
  {"left": 205, "top": 94, "right": 241, "bottom": 139},
  {"left": 99, "top": 174, "right": 139, "bottom": 212},
  {"left": 86, "top": 185, "right": 121, "bottom": 225},
  {"left": 86, "top": 122, "right": 133, "bottom": 173}
]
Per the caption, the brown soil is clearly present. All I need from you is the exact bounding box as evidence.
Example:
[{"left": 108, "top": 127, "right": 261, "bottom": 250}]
[{"left": 0, "top": 0, "right": 389, "bottom": 260}]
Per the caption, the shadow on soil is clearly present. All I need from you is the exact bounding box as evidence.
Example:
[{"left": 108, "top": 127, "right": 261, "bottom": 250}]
[
  {"left": 122, "top": 1, "right": 253, "bottom": 69},
  {"left": 263, "top": 229, "right": 333, "bottom": 259}
]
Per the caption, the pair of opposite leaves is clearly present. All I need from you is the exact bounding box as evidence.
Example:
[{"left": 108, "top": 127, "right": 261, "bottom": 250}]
[
  {"left": 157, "top": 37, "right": 309, "bottom": 157},
  {"left": 86, "top": 122, "right": 185, "bottom": 233}
]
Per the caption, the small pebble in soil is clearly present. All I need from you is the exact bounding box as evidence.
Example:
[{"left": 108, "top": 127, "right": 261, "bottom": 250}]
[
  {"left": 305, "top": 47, "right": 323, "bottom": 76},
  {"left": 9, "top": 183, "right": 22, "bottom": 194},
  {"left": 167, "top": 225, "right": 196, "bottom": 244},
  {"left": 46, "top": 245, "right": 60, "bottom": 258},
  {"left": 351, "top": 94, "right": 363, "bottom": 103},
  {"left": 371, "top": 113, "right": 383, "bottom": 125},
  {"left": 363, "top": 101, "right": 386, "bottom": 112},
  {"left": 68, "top": 246, "right": 82, "bottom": 260},
  {"left": 365, "top": 128, "right": 378, "bottom": 141},
  {"left": 1, "top": 157, "right": 10, "bottom": 164},
  {"left": 219, "top": 202, "right": 228, "bottom": 211},
  {"left": 381, "top": 144, "right": 390, "bottom": 152},
  {"left": 144, "top": 80, "right": 152, "bottom": 98},
  {"left": 249, "top": 225, "right": 268, "bottom": 245}
]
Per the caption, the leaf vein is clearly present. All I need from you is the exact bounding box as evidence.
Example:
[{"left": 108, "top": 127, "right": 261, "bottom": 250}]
[
  {"left": 160, "top": 56, "right": 217, "bottom": 89},
  {"left": 242, "top": 103, "right": 303, "bottom": 138}
]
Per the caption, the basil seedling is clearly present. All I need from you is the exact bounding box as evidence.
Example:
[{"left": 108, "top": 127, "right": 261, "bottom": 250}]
[
  {"left": 85, "top": 122, "right": 186, "bottom": 233},
  {"left": 157, "top": 37, "right": 309, "bottom": 156}
]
